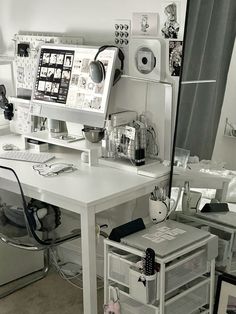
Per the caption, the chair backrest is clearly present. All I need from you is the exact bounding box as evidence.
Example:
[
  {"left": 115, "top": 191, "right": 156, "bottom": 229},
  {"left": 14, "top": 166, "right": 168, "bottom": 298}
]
[{"left": 0, "top": 165, "right": 81, "bottom": 250}]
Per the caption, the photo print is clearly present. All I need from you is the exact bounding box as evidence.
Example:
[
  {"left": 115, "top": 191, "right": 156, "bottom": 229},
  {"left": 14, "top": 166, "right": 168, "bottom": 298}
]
[
  {"left": 132, "top": 12, "right": 159, "bottom": 36},
  {"left": 71, "top": 74, "right": 79, "bottom": 86},
  {"left": 64, "top": 55, "right": 73, "bottom": 67},
  {"left": 37, "top": 81, "right": 46, "bottom": 92},
  {"left": 50, "top": 53, "right": 57, "bottom": 64},
  {"left": 161, "top": 1, "right": 180, "bottom": 39},
  {"left": 40, "top": 67, "right": 48, "bottom": 78},
  {"left": 76, "top": 92, "right": 85, "bottom": 106},
  {"left": 81, "top": 59, "right": 90, "bottom": 73},
  {"left": 17, "top": 67, "right": 25, "bottom": 83},
  {"left": 56, "top": 54, "right": 64, "bottom": 65},
  {"left": 62, "top": 69, "right": 71, "bottom": 81},
  {"left": 78, "top": 76, "right": 87, "bottom": 89},
  {"left": 45, "top": 82, "right": 52, "bottom": 93},
  {"left": 169, "top": 41, "right": 182, "bottom": 76},
  {"left": 51, "top": 83, "right": 59, "bottom": 94},
  {"left": 42, "top": 53, "right": 50, "bottom": 64},
  {"left": 54, "top": 68, "right": 62, "bottom": 79},
  {"left": 47, "top": 68, "right": 55, "bottom": 80}
]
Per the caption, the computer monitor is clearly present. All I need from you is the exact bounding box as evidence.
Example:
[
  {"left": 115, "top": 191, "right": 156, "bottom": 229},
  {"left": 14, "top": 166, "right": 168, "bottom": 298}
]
[{"left": 31, "top": 44, "right": 119, "bottom": 128}]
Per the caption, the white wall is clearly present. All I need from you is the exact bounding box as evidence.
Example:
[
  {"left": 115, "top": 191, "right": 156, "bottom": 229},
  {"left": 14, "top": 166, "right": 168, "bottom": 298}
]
[
  {"left": 212, "top": 39, "right": 236, "bottom": 170},
  {"left": 0, "top": 0, "right": 187, "bottom": 115},
  {"left": 0, "top": 0, "right": 186, "bottom": 50}
]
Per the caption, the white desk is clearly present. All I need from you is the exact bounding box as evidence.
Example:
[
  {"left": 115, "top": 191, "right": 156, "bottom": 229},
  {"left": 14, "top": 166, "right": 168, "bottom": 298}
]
[
  {"left": 0, "top": 133, "right": 169, "bottom": 314},
  {"left": 172, "top": 166, "right": 232, "bottom": 201}
]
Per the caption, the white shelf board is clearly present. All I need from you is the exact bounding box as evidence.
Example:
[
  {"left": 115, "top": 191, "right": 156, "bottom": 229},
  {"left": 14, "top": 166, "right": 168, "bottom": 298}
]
[
  {"left": 99, "top": 157, "right": 170, "bottom": 179},
  {"left": 23, "top": 130, "right": 102, "bottom": 165},
  {"left": 23, "top": 130, "right": 100, "bottom": 152}
]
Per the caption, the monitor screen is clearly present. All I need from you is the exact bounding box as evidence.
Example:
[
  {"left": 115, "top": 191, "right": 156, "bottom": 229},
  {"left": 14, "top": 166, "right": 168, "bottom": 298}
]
[{"left": 31, "top": 44, "right": 118, "bottom": 128}]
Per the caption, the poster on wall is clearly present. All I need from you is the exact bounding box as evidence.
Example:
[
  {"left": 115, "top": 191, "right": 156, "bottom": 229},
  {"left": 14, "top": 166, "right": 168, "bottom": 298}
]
[
  {"left": 169, "top": 41, "right": 183, "bottom": 77},
  {"left": 132, "top": 12, "right": 159, "bottom": 36},
  {"left": 160, "top": 1, "right": 181, "bottom": 39}
]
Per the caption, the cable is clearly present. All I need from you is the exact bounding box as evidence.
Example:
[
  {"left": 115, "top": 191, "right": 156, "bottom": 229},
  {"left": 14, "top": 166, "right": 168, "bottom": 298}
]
[{"left": 49, "top": 248, "right": 104, "bottom": 290}]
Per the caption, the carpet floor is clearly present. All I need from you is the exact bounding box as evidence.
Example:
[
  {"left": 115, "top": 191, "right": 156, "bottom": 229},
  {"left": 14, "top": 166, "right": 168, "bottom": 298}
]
[{"left": 0, "top": 272, "right": 104, "bottom": 314}]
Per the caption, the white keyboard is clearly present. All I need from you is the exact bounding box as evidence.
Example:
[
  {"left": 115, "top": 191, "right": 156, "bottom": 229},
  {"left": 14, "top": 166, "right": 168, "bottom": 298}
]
[{"left": 0, "top": 151, "right": 55, "bottom": 163}]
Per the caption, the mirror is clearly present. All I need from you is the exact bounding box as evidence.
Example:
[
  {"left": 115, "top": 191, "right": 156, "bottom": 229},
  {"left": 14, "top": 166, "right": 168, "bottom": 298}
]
[{"left": 170, "top": 0, "right": 236, "bottom": 214}]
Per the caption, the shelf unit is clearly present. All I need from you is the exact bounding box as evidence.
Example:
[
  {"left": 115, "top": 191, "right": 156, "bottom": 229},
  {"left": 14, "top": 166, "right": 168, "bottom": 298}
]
[{"left": 104, "top": 233, "right": 217, "bottom": 314}]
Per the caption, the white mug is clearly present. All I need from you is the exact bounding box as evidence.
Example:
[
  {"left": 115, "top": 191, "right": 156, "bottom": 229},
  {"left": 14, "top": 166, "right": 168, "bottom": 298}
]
[{"left": 149, "top": 197, "right": 176, "bottom": 223}]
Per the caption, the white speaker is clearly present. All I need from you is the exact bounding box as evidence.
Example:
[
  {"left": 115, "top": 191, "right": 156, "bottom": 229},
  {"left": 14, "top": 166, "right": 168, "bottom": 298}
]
[{"left": 129, "top": 37, "right": 165, "bottom": 81}]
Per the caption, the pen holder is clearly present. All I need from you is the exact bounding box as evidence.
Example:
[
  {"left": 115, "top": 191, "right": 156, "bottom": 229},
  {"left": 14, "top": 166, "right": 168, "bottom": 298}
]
[
  {"left": 129, "top": 267, "right": 157, "bottom": 304},
  {"left": 149, "top": 197, "right": 176, "bottom": 223},
  {"left": 149, "top": 199, "right": 168, "bottom": 223}
]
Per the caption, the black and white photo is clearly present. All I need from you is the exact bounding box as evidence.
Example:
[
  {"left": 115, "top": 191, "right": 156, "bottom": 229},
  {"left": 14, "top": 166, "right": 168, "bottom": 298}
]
[
  {"left": 161, "top": 2, "right": 180, "bottom": 39},
  {"left": 169, "top": 40, "right": 182, "bottom": 76}
]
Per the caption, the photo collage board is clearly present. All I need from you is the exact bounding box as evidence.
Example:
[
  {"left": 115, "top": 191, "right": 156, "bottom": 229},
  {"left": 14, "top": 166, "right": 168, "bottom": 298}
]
[
  {"left": 34, "top": 48, "right": 74, "bottom": 104},
  {"left": 33, "top": 47, "right": 113, "bottom": 113}
]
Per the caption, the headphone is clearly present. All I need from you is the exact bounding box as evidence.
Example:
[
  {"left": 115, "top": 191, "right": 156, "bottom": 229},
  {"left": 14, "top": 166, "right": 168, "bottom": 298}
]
[{"left": 89, "top": 45, "right": 124, "bottom": 85}]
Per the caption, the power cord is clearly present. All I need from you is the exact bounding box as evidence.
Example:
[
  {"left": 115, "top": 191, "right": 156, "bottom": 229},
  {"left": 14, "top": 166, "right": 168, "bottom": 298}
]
[{"left": 49, "top": 247, "right": 104, "bottom": 290}]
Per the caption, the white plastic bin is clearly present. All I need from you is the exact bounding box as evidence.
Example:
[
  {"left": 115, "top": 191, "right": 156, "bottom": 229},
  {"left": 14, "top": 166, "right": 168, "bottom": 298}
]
[
  {"left": 108, "top": 252, "right": 140, "bottom": 287},
  {"left": 109, "top": 286, "right": 156, "bottom": 314},
  {"left": 164, "top": 249, "right": 207, "bottom": 293},
  {"left": 165, "top": 280, "right": 209, "bottom": 314},
  {"left": 129, "top": 267, "right": 157, "bottom": 304}
]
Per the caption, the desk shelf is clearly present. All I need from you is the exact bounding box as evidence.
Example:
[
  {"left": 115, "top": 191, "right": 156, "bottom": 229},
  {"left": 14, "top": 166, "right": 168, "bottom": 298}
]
[{"left": 23, "top": 130, "right": 101, "bottom": 165}]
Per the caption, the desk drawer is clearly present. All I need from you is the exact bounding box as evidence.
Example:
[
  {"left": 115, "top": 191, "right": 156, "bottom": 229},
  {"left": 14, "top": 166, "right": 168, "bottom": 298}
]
[
  {"left": 109, "top": 280, "right": 209, "bottom": 314},
  {"left": 164, "top": 249, "right": 207, "bottom": 293},
  {"left": 108, "top": 252, "right": 140, "bottom": 287},
  {"left": 165, "top": 279, "right": 209, "bottom": 314},
  {"left": 109, "top": 286, "right": 156, "bottom": 314}
]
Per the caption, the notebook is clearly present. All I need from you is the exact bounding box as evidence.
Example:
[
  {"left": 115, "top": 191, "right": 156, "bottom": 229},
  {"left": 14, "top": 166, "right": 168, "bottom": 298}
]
[{"left": 121, "top": 220, "right": 210, "bottom": 257}]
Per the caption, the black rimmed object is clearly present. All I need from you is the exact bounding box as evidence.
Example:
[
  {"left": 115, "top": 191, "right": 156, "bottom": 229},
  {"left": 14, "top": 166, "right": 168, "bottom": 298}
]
[{"left": 214, "top": 272, "right": 236, "bottom": 314}]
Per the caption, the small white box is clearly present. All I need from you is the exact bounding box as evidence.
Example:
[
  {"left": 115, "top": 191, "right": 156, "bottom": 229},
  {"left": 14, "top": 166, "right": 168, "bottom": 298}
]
[
  {"left": 129, "top": 267, "right": 157, "bottom": 304},
  {"left": 27, "top": 141, "right": 49, "bottom": 152}
]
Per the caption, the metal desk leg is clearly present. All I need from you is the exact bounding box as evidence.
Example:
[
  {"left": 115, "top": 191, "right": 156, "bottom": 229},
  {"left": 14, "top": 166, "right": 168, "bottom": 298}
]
[
  {"left": 104, "top": 241, "right": 109, "bottom": 305},
  {"left": 81, "top": 209, "right": 97, "bottom": 314},
  {"left": 209, "top": 259, "right": 215, "bottom": 314},
  {"left": 159, "top": 262, "right": 165, "bottom": 314}
]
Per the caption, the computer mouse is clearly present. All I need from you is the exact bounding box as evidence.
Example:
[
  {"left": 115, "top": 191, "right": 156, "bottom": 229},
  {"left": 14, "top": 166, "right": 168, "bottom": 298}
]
[
  {"left": 2, "top": 144, "right": 18, "bottom": 151},
  {"left": 49, "top": 163, "right": 74, "bottom": 174},
  {"left": 89, "top": 60, "right": 105, "bottom": 84}
]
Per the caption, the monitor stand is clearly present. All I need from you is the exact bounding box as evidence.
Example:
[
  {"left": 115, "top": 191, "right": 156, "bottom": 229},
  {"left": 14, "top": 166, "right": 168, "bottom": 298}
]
[{"left": 48, "top": 119, "right": 84, "bottom": 143}]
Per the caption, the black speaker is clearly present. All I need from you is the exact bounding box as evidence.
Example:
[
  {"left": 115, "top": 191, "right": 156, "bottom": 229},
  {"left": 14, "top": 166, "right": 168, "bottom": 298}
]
[
  {"left": 109, "top": 218, "right": 145, "bottom": 242},
  {"left": 89, "top": 45, "right": 124, "bottom": 85},
  {"left": 201, "top": 203, "right": 229, "bottom": 213}
]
